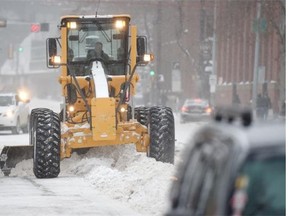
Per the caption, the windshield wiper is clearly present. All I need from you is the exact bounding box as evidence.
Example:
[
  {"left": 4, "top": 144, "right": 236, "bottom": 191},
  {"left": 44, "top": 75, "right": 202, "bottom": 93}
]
[{"left": 93, "top": 20, "right": 111, "bottom": 42}]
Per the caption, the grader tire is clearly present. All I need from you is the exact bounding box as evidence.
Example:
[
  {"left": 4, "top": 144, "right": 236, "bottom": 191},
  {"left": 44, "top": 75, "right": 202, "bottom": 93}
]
[
  {"left": 148, "top": 106, "right": 175, "bottom": 164},
  {"left": 135, "top": 106, "right": 149, "bottom": 126},
  {"left": 30, "top": 108, "right": 51, "bottom": 145},
  {"left": 31, "top": 108, "right": 61, "bottom": 178}
]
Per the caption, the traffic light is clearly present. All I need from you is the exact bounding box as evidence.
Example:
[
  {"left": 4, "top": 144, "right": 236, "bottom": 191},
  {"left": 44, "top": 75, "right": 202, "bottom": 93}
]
[
  {"left": 150, "top": 70, "right": 155, "bottom": 76},
  {"left": 31, "top": 23, "right": 40, "bottom": 32},
  {"left": 40, "top": 23, "right": 49, "bottom": 32},
  {"left": 18, "top": 47, "right": 23, "bottom": 52},
  {"left": 30, "top": 23, "right": 49, "bottom": 32}
]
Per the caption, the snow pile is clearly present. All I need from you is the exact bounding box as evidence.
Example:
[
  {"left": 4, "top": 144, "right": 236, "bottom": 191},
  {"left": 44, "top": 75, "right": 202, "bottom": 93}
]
[
  {"left": 10, "top": 159, "right": 34, "bottom": 177},
  {"left": 9, "top": 144, "right": 175, "bottom": 216},
  {"left": 61, "top": 145, "right": 175, "bottom": 215}
]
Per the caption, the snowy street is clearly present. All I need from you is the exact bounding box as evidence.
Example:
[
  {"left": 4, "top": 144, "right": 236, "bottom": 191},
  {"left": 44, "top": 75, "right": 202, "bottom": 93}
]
[
  {"left": 0, "top": 176, "right": 142, "bottom": 216},
  {"left": 0, "top": 1, "right": 284, "bottom": 215},
  {"left": 0, "top": 99, "right": 206, "bottom": 216}
]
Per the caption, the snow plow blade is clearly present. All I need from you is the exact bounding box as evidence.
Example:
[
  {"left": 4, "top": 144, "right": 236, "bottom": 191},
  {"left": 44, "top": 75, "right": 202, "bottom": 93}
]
[{"left": 0, "top": 145, "right": 33, "bottom": 176}]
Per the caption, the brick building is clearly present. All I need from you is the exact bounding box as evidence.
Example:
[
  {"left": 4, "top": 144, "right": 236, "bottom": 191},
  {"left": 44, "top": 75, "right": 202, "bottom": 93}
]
[
  {"left": 214, "top": 0, "right": 285, "bottom": 113},
  {"left": 159, "top": 0, "right": 285, "bottom": 114}
]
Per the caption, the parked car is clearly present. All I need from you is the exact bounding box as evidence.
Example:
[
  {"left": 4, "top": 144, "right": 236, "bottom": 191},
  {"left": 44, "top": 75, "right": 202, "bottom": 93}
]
[
  {"left": 180, "top": 98, "right": 213, "bottom": 123},
  {"left": 166, "top": 107, "right": 285, "bottom": 216},
  {"left": 0, "top": 92, "right": 30, "bottom": 134}
]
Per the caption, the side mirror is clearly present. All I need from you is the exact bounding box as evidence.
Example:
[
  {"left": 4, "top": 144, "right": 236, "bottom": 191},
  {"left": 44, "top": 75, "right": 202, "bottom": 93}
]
[
  {"left": 137, "top": 37, "right": 146, "bottom": 56},
  {"left": 48, "top": 38, "right": 57, "bottom": 57},
  {"left": 46, "top": 38, "right": 60, "bottom": 68},
  {"left": 136, "top": 36, "right": 153, "bottom": 66}
]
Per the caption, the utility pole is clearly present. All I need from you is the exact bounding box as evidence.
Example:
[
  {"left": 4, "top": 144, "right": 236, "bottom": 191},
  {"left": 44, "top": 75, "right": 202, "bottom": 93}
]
[
  {"left": 210, "top": 0, "right": 217, "bottom": 107},
  {"left": 154, "top": 0, "right": 162, "bottom": 106},
  {"left": 252, "top": 1, "right": 261, "bottom": 111}
]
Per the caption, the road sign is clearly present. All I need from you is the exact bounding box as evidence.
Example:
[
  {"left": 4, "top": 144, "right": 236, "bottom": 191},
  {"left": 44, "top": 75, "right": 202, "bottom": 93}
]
[
  {"left": 209, "top": 74, "right": 217, "bottom": 93},
  {"left": 258, "top": 66, "right": 265, "bottom": 84},
  {"left": 158, "top": 74, "right": 164, "bottom": 82},
  {"left": 209, "top": 74, "right": 217, "bottom": 85},
  {"left": 172, "top": 69, "right": 182, "bottom": 92}
]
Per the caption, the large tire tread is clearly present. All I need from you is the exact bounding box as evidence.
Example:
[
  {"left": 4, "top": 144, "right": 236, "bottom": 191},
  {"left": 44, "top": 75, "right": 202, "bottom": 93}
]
[
  {"left": 135, "top": 106, "right": 149, "bottom": 127},
  {"left": 30, "top": 108, "right": 51, "bottom": 145},
  {"left": 31, "top": 108, "right": 61, "bottom": 178},
  {"left": 148, "top": 106, "right": 175, "bottom": 164}
]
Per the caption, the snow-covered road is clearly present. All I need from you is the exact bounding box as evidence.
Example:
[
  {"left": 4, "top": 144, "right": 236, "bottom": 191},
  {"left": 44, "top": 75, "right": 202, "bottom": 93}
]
[
  {"left": 0, "top": 99, "right": 206, "bottom": 216},
  {"left": 0, "top": 176, "right": 142, "bottom": 216}
]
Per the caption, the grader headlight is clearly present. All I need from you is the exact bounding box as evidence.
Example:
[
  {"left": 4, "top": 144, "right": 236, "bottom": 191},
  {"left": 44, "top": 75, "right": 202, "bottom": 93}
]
[
  {"left": 68, "top": 105, "right": 75, "bottom": 113},
  {"left": 120, "top": 107, "right": 126, "bottom": 113},
  {"left": 115, "top": 20, "right": 126, "bottom": 29},
  {"left": 144, "top": 54, "right": 154, "bottom": 62},
  {"left": 67, "top": 21, "right": 77, "bottom": 29}
]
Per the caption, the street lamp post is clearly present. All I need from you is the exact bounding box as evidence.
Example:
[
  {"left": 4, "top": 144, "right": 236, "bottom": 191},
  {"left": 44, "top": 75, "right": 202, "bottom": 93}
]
[
  {"left": 252, "top": 1, "right": 261, "bottom": 112},
  {"left": 211, "top": 0, "right": 217, "bottom": 107}
]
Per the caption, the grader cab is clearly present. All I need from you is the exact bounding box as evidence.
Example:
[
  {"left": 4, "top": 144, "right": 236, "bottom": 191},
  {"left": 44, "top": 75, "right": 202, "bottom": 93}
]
[{"left": 0, "top": 15, "right": 175, "bottom": 178}]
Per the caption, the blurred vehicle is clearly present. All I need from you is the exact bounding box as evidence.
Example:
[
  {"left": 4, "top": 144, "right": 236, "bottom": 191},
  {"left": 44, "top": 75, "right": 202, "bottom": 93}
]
[
  {"left": 180, "top": 98, "right": 213, "bottom": 123},
  {"left": 166, "top": 107, "right": 285, "bottom": 216},
  {"left": 0, "top": 92, "right": 30, "bottom": 134}
]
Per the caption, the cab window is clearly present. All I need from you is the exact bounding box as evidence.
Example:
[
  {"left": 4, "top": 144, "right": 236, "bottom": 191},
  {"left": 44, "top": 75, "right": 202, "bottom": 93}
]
[
  {"left": 67, "top": 19, "right": 128, "bottom": 76},
  {"left": 182, "top": 141, "right": 231, "bottom": 215}
]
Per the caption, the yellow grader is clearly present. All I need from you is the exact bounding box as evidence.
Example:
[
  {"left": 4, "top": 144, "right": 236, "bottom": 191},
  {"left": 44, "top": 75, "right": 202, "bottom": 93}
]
[{"left": 0, "top": 14, "right": 175, "bottom": 178}]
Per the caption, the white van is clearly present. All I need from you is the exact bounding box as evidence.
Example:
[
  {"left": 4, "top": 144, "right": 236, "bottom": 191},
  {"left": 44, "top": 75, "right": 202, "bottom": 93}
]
[{"left": 0, "top": 93, "right": 30, "bottom": 134}]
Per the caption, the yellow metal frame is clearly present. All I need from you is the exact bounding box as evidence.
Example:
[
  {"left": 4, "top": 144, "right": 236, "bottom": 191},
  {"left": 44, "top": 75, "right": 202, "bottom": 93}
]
[{"left": 57, "top": 16, "right": 149, "bottom": 159}]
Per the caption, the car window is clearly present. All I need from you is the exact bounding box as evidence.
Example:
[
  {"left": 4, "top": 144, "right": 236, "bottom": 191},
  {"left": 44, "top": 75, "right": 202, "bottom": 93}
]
[
  {"left": 180, "top": 141, "right": 231, "bottom": 215},
  {"left": 185, "top": 99, "right": 208, "bottom": 106},
  {"left": 230, "top": 155, "right": 285, "bottom": 216},
  {"left": 177, "top": 146, "right": 203, "bottom": 211},
  {"left": 0, "top": 96, "right": 13, "bottom": 106},
  {"left": 201, "top": 141, "right": 232, "bottom": 216}
]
